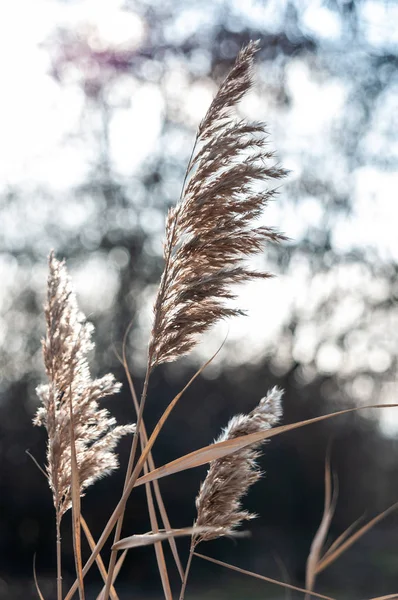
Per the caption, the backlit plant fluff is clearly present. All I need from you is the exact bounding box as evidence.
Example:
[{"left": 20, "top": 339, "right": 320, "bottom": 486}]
[
  {"left": 194, "top": 387, "right": 283, "bottom": 543},
  {"left": 34, "top": 252, "right": 135, "bottom": 519},
  {"left": 148, "top": 41, "right": 287, "bottom": 368}
]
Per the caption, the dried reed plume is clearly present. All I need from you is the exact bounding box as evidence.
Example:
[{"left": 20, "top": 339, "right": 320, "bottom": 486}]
[
  {"left": 194, "top": 387, "right": 283, "bottom": 542},
  {"left": 34, "top": 252, "right": 135, "bottom": 519},
  {"left": 148, "top": 41, "right": 287, "bottom": 367}
]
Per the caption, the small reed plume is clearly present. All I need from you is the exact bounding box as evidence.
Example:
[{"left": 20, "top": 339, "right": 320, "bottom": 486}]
[
  {"left": 148, "top": 41, "right": 287, "bottom": 367},
  {"left": 194, "top": 387, "right": 283, "bottom": 542},
  {"left": 34, "top": 252, "right": 135, "bottom": 519}
]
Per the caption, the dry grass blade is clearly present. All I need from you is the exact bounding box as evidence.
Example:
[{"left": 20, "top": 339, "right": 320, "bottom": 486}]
[
  {"left": 134, "top": 404, "right": 398, "bottom": 488},
  {"left": 316, "top": 500, "right": 398, "bottom": 574},
  {"left": 121, "top": 344, "right": 184, "bottom": 580},
  {"left": 114, "top": 527, "right": 218, "bottom": 550},
  {"left": 194, "top": 553, "right": 336, "bottom": 600},
  {"left": 150, "top": 454, "right": 184, "bottom": 578},
  {"left": 321, "top": 514, "right": 365, "bottom": 561},
  {"left": 80, "top": 516, "right": 120, "bottom": 600},
  {"left": 69, "top": 392, "right": 85, "bottom": 600},
  {"left": 143, "top": 471, "right": 172, "bottom": 600},
  {"left": 26, "top": 450, "right": 48, "bottom": 478},
  {"left": 129, "top": 345, "right": 225, "bottom": 492},
  {"left": 305, "top": 456, "right": 338, "bottom": 598},
  {"left": 96, "top": 552, "right": 127, "bottom": 600},
  {"left": 64, "top": 349, "right": 221, "bottom": 600},
  {"left": 102, "top": 347, "right": 223, "bottom": 600},
  {"left": 33, "top": 555, "right": 46, "bottom": 600}
]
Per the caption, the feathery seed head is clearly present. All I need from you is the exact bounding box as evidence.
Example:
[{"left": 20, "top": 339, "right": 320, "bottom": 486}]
[
  {"left": 148, "top": 41, "right": 287, "bottom": 367},
  {"left": 34, "top": 252, "right": 135, "bottom": 518},
  {"left": 194, "top": 387, "right": 283, "bottom": 543}
]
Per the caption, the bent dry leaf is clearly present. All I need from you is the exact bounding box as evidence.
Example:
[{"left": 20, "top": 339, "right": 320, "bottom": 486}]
[
  {"left": 130, "top": 344, "right": 226, "bottom": 491},
  {"left": 113, "top": 527, "right": 219, "bottom": 551},
  {"left": 194, "top": 553, "right": 336, "bottom": 600},
  {"left": 33, "top": 555, "right": 46, "bottom": 600},
  {"left": 90, "top": 345, "right": 225, "bottom": 600},
  {"left": 305, "top": 456, "right": 338, "bottom": 598},
  {"left": 321, "top": 514, "right": 365, "bottom": 562},
  {"left": 302, "top": 451, "right": 398, "bottom": 598},
  {"left": 134, "top": 404, "right": 398, "bottom": 488},
  {"left": 316, "top": 500, "right": 398, "bottom": 575}
]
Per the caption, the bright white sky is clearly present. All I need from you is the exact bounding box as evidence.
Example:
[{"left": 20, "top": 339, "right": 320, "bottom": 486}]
[{"left": 1, "top": 0, "right": 398, "bottom": 432}]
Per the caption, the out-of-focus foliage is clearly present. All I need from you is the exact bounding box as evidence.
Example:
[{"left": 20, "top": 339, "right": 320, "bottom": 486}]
[{"left": 1, "top": 0, "right": 398, "bottom": 402}]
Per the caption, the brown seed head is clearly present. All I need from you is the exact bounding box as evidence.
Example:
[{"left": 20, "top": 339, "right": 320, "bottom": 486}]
[{"left": 149, "top": 42, "right": 287, "bottom": 367}]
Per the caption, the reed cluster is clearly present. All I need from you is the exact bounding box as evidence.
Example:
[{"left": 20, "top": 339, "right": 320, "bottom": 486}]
[{"left": 31, "top": 41, "right": 395, "bottom": 600}]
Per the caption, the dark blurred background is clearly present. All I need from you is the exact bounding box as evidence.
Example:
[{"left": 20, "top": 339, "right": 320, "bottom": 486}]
[{"left": 1, "top": 0, "right": 398, "bottom": 598}]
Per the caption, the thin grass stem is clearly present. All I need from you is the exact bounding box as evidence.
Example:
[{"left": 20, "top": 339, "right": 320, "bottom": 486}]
[
  {"left": 194, "top": 553, "right": 336, "bottom": 600},
  {"left": 120, "top": 341, "right": 184, "bottom": 580},
  {"left": 126, "top": 363, "right": 173, "bottom": 597},
  {"left": 179, "top": 539, "right": 196, "bottom": 600},
  {"left": 80, "top": 517, "right": 119, "bottom": 600},
  {"left": 102, "top": 363, "right": 152, "bottom": 600},
  {"left": 144, "top": 472, "right": 172, "bottom": 599},
  {"left": 56, "top": 514, "right": 62, "bottom": 600}
]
